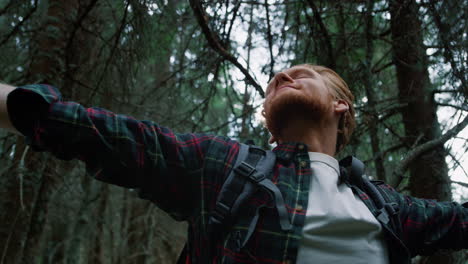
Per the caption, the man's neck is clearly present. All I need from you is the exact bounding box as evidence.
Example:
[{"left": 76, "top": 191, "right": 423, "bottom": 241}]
[{"left": 277, "top": 118, "right": 338, "bottom": 157}]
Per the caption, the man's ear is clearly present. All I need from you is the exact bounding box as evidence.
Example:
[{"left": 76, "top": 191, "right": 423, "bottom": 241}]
[{"left": 334, "top": 99, "right": 349, "bottom": 114}]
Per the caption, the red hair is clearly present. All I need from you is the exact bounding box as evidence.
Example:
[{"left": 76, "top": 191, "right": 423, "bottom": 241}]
[{"left": 296, "top": 64, "right": 356, "bottom": 152}]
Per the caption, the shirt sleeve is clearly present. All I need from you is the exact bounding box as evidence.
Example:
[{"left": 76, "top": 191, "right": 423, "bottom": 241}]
[
  {"left": 7, "top": 84, "right": 233, "bottom": 221},
  {"left": 379, "top": 183, "right": 468, "bottom": 256}
]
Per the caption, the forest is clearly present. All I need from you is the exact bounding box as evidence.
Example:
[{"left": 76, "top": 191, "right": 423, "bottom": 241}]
[{"left": 0, "top": 0, "right": 466, "bottom": 263}]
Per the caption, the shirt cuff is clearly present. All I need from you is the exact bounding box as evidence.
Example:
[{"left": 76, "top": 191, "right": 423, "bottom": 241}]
[{"left": 7, "top": 84, "right": 62, "bottom": 143}]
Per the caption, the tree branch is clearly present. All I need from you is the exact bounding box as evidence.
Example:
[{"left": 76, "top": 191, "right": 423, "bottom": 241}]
[
  {"left": 86, "top": 0, "right": 130, "bottom": 104},
  {"left": 305, "top": 0, "right": 335, "bottom": 68},
  {"left": 447, "top": 151, "right": 468, "bottom": 179},
  {"left": 437, "top": 102, "right": 468, "bottom": 112},
  {"left": 372, "top": 61, "right": 394, "bottom": 74},
  {"left": 393, "top": 114, "right": 468, "bottom": 187},
  {"left": 0, "top": 0, "right": 38, "bottom": 47},
  {"left": 433, "top": 89, "right": 460, "bottom": 94},
  {"left": 225, "top": 1, "right": 241, "bottom": 42},
  {"left": 363, "top": 143, "right": 406, "bottom": 164},
  {"left": 451, "top": 180, "right": 468, "bottom": 188},
  {"left": 264, "top": 0, "right": 276, "bottom": 80},
  {"left": 427, "top": 0, "right": 467, "bottom": 97},
  {"left": 0, "top": 0, "right": 15, "bottom": 17},
  {"left": 189, "top": 0, "right": 265, "bottom": 97}
]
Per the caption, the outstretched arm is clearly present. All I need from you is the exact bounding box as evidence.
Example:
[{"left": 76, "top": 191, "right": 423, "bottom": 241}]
[
  {"left": 0, "top": 83, "right": 19, "bottom": 134},
  {"left": 379, "top": 183, "right": 468, "bottom": 255},
  {"left": 3, "top": 84, "right": 239, "bottom": 221}
]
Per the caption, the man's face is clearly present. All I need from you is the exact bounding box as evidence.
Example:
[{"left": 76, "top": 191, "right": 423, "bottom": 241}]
[{"left": 263, "top": 65, "right": 335, "bottom": 137}]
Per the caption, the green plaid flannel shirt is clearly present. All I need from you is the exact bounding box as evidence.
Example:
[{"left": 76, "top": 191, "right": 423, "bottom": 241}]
[{"left": 7, "top": 84, "right": 468, "bottom": 263}]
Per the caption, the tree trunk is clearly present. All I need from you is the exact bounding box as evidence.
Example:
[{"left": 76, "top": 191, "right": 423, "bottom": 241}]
[
  {"left": 390, "top": 0, "right": 460, "bottom": 263},
  {"left": 65, "top": 175, "right": 94, "bottom": 264},
  {"left": 19, "top": 0, "right": 80, "bottom": 263},
  {"left": 126, "top": 199, "right": 150, "bottom": 264},
  {"left": 363, "top": 0, "right": 386, "bottom": 181},
  {"left": 90, "top": 185, "right": 109, "bottom": 264},
  {"left": 0, "top": 1, "right": 76, "bottom": 258}
]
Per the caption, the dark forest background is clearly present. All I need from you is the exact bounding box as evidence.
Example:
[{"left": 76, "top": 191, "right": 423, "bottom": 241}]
[{"left": 0, "top": 0, "right": 466, "bottom": 263}]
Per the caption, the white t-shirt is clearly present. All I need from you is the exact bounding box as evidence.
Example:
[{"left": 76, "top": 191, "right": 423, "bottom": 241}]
[{"left": 296, "top": 152, "right": 389, "bottom": 264}]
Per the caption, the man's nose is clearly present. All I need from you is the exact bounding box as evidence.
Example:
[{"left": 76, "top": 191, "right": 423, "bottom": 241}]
[{"left": 274, "top": 72, "right": 294, "bottom": 86}]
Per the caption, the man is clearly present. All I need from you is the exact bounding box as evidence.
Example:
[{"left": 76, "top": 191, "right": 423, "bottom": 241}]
[{"left": 0, "top": 64, "right": 466, "bottom": 263}]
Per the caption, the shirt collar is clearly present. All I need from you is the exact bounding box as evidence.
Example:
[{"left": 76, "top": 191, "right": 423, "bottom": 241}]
[
  {"left": 308, "top": 152, "right": 340, "bottom": 175},
  {"left": 272, "top": 142, "right": 309, "bottom": 163},
  {"left": 272, "top": 142, "right": 349, "bottom": 185}
]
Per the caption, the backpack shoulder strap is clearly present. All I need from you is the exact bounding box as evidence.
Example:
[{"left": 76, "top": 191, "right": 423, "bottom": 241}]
[
  {"left": 208, "top": 143, "right": 291, "bottom": 250},
  {"left": 362, "top": 178, "right": 400, "bottom": 228},
  {"left": 339, "top": 156, "right": 401, "bottom": 236},
  {"left": 209, "top": 143, "right": 256, "bottom": 228},
  {"left": 339, "top": 156, "right": 365, "bottom": 189},
  {"left": 367, "top": 180, "right": 402, "bottom": 236}
]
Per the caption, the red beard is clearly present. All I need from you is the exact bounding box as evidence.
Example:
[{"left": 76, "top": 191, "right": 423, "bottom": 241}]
[{"left": 264, "top": 91, "right": 331, "bottom": 139}]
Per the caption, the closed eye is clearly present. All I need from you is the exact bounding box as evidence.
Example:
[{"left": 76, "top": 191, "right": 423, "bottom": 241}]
[{"left": 290, "top": 70, "right": 314, "bottom": 80}]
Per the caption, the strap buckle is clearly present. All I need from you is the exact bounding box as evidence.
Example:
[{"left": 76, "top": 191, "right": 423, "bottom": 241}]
[
  {"left": 235, "top": 161, "right": 256, "bottom": 177},
  {"left": 210, "top": 202, "right": 230, "bottom": 226},
  {"left": 376, "top": 209, "right": 390, "bottom": 224},
  {"left": 235, "top": 162, "right": 266, "bottom": 183},
  {"left": 377, "top": 202, "right": 399, "bottom": 225}
]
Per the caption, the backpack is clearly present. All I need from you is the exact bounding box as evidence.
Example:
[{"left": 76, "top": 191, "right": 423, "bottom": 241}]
[{"left": 177, "top": 143, "right": 401, "bottom": 263}]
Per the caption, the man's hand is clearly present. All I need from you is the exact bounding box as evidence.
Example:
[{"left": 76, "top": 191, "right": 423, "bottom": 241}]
[{"left": 0, "top": 83, "right": 20, "bottom": 134}]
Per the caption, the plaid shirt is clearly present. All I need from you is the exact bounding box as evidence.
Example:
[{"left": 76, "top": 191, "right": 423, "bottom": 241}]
[{"left": 8, "top": 84, "right": 468, "bottom": 264}]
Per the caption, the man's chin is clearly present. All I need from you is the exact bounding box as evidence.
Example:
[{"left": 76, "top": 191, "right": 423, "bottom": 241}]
[{"left": 265, "top": 94, "right": 329, "bottom": 137}]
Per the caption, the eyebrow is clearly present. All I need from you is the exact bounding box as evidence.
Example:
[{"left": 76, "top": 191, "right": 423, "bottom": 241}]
[
  {"left": 266, "top": 67, "right": 316, "bottom": 93},
  {"left": 268, "top": 67, "right": 314, "bottom": 80}
]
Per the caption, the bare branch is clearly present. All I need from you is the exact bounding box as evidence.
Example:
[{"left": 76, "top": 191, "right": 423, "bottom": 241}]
[
  {"left": 264, "top": 0, "right": 275, "bottom": 80},
  {"left": 451, "top": 180, "right": 468, "bottom": 188},
  {"left": 225, "top": 1, "right": 241, "bottom": 42},
  {"left": 189, "top": 0, "right": 265, "bottom": 97},
  {"left": 305, "top": 0, "right": 335, "bottom": 68},
  {"left": 394, "top": 114, "right": 468, "bottom": 186},
  {"left": 371, "top": 48, "right": 393, "bottom": 73},
  {"left": 372, "top": 61, "right": 394, "bottom": 74},
  {"left": 363, "top": 143, "right": 406, "bottom": 164},
  {"left": 436, "top": 102, "right": 468, "bottom": 112},
  {"left": 447, "top": 151, "right": 468, "bottom": 179},
  {"left": 86, "top": 0, "right": 131, "bottom": 104},
  {"left": 65, "top": 0, "right": 99, "bottom": 62},
  {"left": 427, "top": 0, "right": 467, "bottom": 97},
  {"left": 433, "top": 89, "right": 460, "bottom": 94}
]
